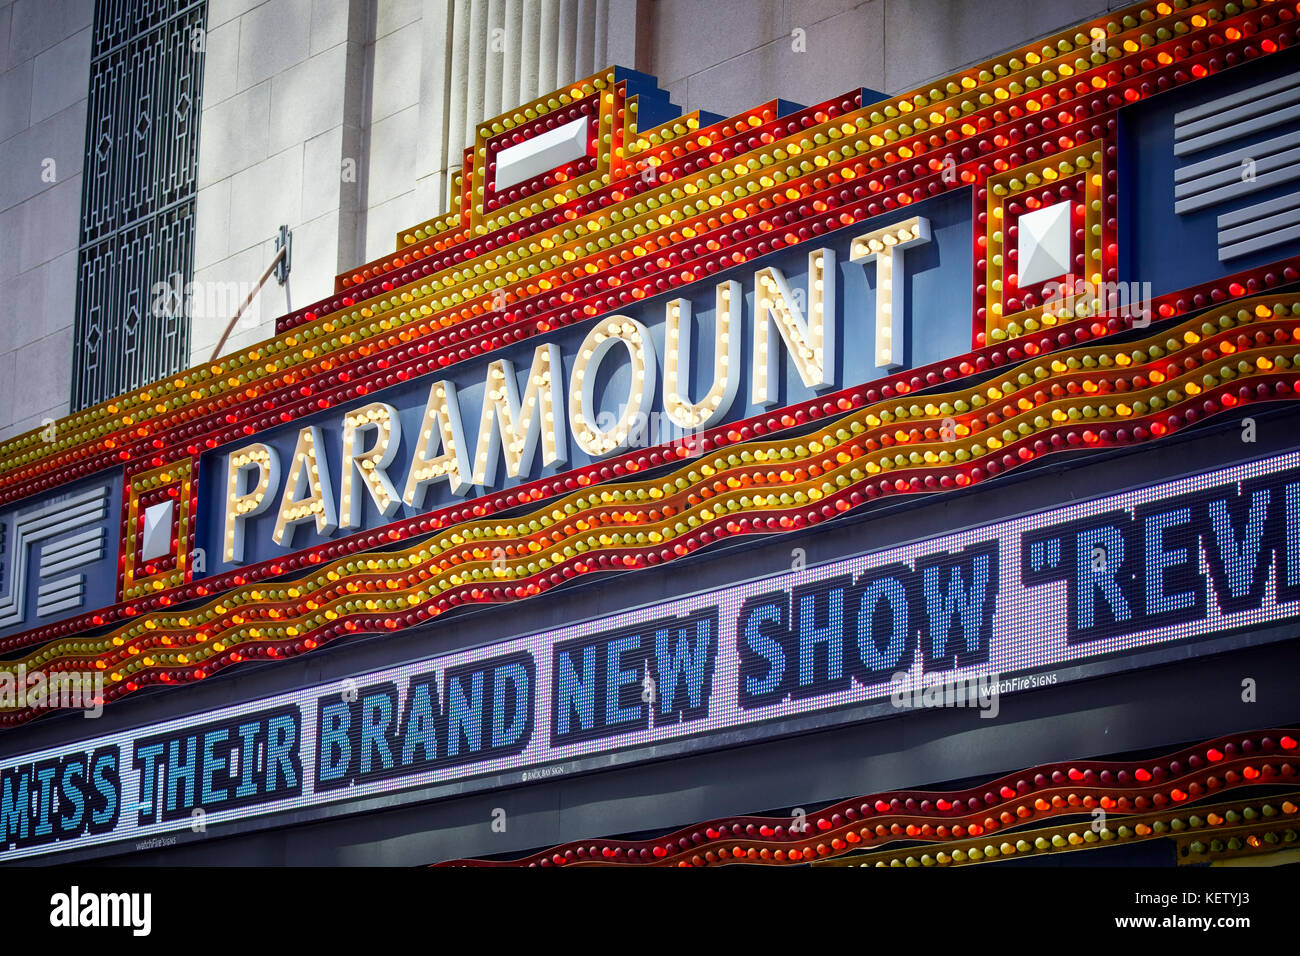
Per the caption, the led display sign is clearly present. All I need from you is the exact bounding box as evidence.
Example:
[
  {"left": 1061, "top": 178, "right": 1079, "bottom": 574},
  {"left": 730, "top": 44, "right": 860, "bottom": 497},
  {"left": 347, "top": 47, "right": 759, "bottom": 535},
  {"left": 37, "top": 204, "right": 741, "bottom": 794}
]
[{"left": 3, "top": 446, "right": 1297, "bottom": 861}]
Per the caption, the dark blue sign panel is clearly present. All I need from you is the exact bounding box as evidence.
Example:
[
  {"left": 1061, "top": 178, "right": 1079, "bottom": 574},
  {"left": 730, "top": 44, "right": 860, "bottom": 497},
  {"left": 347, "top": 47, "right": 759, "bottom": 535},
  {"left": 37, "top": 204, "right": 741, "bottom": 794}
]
[
  {"left": 0, "top": 470, "right": 122, "bottom": 640},
  {"left": 194, "top": 191, "right": 973, "bottom": 576},
  {"left": 1122, "top": 47, "right": 1300, "bottom": 296}
]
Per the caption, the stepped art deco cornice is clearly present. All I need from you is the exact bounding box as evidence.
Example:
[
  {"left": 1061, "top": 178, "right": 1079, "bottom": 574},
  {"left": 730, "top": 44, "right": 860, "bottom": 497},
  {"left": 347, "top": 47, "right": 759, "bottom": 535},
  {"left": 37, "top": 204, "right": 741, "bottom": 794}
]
[{"left": 2, "top": 0, "right": 1300, "bottom": 723}]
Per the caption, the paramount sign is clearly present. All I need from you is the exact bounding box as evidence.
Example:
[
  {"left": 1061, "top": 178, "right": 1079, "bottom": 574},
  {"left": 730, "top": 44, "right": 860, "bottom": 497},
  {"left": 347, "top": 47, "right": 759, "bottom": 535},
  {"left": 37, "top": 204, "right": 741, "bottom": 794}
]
[{"left": 210, "top": 216, "right": 938, "bottom": 572}]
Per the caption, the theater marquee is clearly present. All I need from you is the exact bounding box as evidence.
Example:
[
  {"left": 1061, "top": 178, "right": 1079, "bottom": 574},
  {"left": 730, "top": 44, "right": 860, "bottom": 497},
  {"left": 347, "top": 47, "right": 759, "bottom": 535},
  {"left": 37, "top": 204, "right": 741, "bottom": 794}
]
[
  {"left": 3, "top": 447, "right": 1298, "bottom": 860},
  {"left": 1, "top": 0, "right": 1300, "bottom": 862}
]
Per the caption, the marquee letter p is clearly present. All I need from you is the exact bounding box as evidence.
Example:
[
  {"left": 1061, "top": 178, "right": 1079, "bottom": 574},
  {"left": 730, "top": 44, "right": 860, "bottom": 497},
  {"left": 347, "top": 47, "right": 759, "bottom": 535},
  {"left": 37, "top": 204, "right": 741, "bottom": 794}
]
[{"left": 223, "top": 443, "right": 280, "bottom": 564}]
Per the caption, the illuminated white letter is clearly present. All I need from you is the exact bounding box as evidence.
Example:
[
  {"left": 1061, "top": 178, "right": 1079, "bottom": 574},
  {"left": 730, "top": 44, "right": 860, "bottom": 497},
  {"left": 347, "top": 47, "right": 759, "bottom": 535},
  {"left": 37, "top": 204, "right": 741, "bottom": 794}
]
[
  {"left": 471, "top": 343, "right": 567, "bottom": 485},
  {"left": 569, "top": 316, "right": 657, "bottom": 457},
  {"left": 404, "top": 380, "right": 472, "bottom": 507},
  {"left": 222, "top": 443, "right": 280, "bottom": 563},
  {"left": 752, "top": 248, "right": 836, "bottom": 406},
  {"left": 340, "top": 402, "right": 402, "bottom": 530},
  {"left": 850, "top": 216, "right": 931, "bottom": 370},
  {"left": 663, "top": 280, "right": 740, "bottom": 429},
  {"left": 272, "top": 426, "right": 338, "bottom": 548}
]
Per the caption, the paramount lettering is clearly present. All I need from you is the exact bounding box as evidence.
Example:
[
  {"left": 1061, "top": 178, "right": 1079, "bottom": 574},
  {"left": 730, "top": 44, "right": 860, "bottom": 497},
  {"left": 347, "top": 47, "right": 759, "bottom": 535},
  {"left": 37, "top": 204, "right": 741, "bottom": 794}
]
[{"left": 219, "top": 231, "right": 929, "bottom": 565}]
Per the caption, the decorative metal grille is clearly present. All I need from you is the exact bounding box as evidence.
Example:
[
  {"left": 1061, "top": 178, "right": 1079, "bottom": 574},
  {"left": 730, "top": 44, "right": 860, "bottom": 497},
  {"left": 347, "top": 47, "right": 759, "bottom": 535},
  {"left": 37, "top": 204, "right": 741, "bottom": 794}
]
[{"left": 72, "top": 0, "right": 206, "bottom": 412}]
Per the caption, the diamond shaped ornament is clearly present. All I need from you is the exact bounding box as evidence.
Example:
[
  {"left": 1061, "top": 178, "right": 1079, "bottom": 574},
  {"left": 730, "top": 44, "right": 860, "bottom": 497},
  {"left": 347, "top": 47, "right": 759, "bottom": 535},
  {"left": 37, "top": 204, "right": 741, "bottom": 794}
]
[
  {"left": 140, "top": 500, "right": 174, "bottom": 562},
  {"left": 1016, "top": 200, "right": 1072, "bottom": 287}
]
